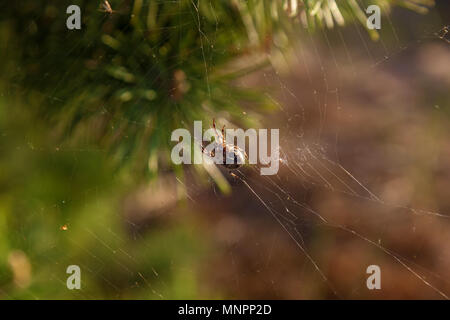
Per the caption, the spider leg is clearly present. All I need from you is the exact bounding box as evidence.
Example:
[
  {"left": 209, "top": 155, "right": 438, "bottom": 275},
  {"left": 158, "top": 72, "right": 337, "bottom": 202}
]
[
  {"left": 201, "top": 142, "right": 215, "bottom": 158},
  {"left": 234, "top": 146, "right": 248, "bottom": 160},
  {"left": 222, "top": 125, "right": 227, "bottom": 164}
]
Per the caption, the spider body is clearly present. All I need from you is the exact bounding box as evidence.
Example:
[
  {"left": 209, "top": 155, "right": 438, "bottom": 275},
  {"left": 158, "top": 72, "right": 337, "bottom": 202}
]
[{"left": 203, "top": 119, "right": 247, "bottom": 170}]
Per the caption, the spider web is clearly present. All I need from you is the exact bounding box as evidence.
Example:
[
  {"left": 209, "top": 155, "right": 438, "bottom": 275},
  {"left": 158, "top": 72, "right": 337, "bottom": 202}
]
[{"left": 176, "top": 4, "right": 450, "bottom": 299}]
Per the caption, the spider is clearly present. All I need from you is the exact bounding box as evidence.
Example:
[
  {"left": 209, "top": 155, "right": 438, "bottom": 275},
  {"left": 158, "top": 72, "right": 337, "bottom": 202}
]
[
  {"left": 202, "top": 119, "right": 247, "bottom": 170},
  {"left": 99, "top": 1, "right": 115, "bottom": 14}
]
